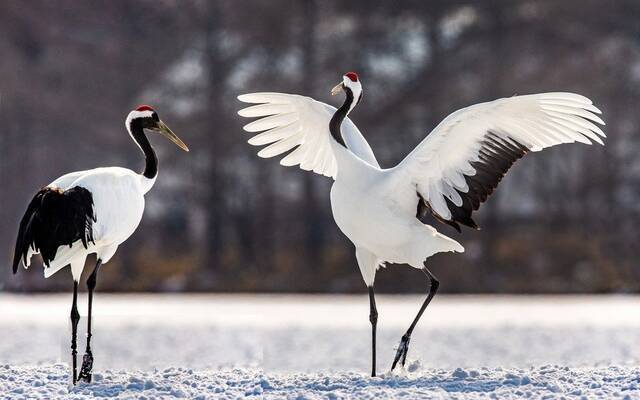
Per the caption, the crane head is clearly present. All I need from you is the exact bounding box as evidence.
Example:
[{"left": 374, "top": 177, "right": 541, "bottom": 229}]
[
  {"left": 331, "top": 72, "right": 363, "bottom": 111},
  {"left": 127, "top": 105, "right": 189, "bottom": 152}
]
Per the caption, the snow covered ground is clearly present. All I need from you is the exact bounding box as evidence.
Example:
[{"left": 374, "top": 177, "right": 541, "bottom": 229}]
[{"left": 1, "top": 294, "right": 639, "bottom": 398}]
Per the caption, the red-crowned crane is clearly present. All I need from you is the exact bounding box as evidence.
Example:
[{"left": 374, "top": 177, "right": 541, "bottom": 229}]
[
  {"left": 13, "top": 105, "right": 189, "bottom": 385},
  {"left": 238, "top": 72, "right": 605, "bottom": 377}
]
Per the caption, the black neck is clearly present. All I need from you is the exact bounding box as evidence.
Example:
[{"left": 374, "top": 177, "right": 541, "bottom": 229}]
[
  {"left": 329, "top": 88, "right": 355, "bottom": 148},
  {"left": 129, "top": 120, "right": 158, "bottom": 179}
]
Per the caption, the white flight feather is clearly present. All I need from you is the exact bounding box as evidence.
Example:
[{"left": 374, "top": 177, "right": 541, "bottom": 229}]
[{"left": 238, "top": 91, "right": 605, "bottom": 286}]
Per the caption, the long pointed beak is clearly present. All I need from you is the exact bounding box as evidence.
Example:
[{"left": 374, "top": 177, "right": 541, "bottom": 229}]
[
  {"left": 331, "top": 83, "right": 344, "bottom": 96},
  {"left": 156, "top": 120, "right": 189, "bottom": 152}
]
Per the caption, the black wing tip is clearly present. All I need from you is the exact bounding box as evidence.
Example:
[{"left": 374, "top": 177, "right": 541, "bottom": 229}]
[
  {"left": 428, "top": 131, "right": 528, "bottom": 232},
  {"left": 441, "top": 216, "right": 481, "bottom": 232},
  {"left": 12, "top": 249, "right": 25, "bottom": 274},
  {"left": 461, "top": 218, "right": 480, "bottom": 230},
  {"left": 12, "top": 185, "right": 95, "bottom": 271},
  {"left": 436, "top": 215, "right": 462, "bottom": 233},
  {"left": 451, "top": 216, "right": 479, "bottom": 231},
  {"left": 13, "top": 234, "right": 26, "bottom": 276},
  {"left": 417, "top": 194, "right": 464, "bottom": 233},
  {"left": 440, "top": 218, "right": 462, "bottom": 233}
]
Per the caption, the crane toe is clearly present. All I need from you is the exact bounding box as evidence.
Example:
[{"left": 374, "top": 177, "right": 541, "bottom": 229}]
[
  {"left": 391, "top": 334, "right": 411, "bottom": 371},
  {"left": 78, "top": 351, "right": 94, "bottom": 383}
]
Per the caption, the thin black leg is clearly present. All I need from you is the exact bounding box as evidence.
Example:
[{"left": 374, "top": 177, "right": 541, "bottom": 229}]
[
  {"left": 70, "top": 281, "right": 80, "bottom": 385},
  {"left": 79, "top": 259, "right": 101, "bottom": 383},
  {"left": 368, "top": 286, "right": 378, "bottom": 377},
  {"left": 391, "top": 266, "right": 439, "bottom": 370}
]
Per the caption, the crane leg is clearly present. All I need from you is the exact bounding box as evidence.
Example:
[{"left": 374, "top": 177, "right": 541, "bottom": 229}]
[
  {"left": 368, "top": 286, "right": 378, "bottom": 377},
  {"left": 391, "top": 266, "right": 439, "bottom": 371},
  {"left": 70, "top": 281, "right": 80, "bottom": 385},
  {"left": 79, "top": 259, "right": 101, "bottom": 383}
]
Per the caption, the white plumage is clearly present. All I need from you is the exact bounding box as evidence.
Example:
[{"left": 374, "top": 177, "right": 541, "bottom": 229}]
[
  {"left": 33, "top": 167, "right": 151, "bottom": 280},
  {"left": 238, "top": 72, "right": 605, "bottom": 376},
  {"left": 395, "top": 92, "right": 605, "bottom": 220},
  {"left": 239, "top": 91, "right": 604, "bottom": 281},
  {"left": 238, "top": 92, "right": 380, "bottom": 177},
  {"left": 13, "top": 104, "right": 188, "bottom": 385}
]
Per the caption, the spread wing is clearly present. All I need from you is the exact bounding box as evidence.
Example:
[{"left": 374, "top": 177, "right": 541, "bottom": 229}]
[
  {"left": 393, "top": 92, "right": 605, "bottom": 231},
  {"left": 238, "top": 92, "right": 379, "bottom": 178}
]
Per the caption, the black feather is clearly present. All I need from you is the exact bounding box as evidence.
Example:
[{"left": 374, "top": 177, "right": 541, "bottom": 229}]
[
  {"left": 13, "top": 186, "right": 96, "bottom": 274},
  {"left": 420, "top": 131, "right": 528, "bottom": 231},
  {"left": 448, "top": 131, "right": 528, "bottom": 229},
  {"left": 416, "top": 193, "right": 462, "bottom": 233}
]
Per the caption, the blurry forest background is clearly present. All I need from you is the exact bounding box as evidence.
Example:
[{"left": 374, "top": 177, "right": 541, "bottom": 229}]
[{"left": 2, "top": 0, "right": 639, "bottom": 293}]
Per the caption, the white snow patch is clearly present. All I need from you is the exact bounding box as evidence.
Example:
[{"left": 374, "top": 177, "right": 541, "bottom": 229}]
[
  {"left": 1, "top": 294, "right": 639, "bottom": 398},
  {"left": 1, "top": 364, "right": 638, "bottom": 399}
]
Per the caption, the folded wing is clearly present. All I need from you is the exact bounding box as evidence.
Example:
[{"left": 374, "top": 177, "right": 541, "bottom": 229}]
[
  {"left": 394, "top": 92, "right": 605, "bottom": 231},
  {"left": 13, "top": 186, "right": 96, "bottom": 273},
  {"left": 238, "top": 92, "right": 379, "bottom": 178}
]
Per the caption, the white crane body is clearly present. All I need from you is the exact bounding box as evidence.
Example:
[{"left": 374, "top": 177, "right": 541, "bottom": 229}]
[
  {"left": 28, "top": 167, "right": 152, "bottom": 280},
  {"left": 12, "top": 105, "right": 188, "bottom": 385},
  {"left": 330, "top": 163, "right": 462, "bottom": 285},
  {"left": 238, "top": 71, "right": 605, "bottom": 376}
]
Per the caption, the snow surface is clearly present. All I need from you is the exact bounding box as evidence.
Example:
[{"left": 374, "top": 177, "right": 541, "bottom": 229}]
[{"left": 1, "top": 294, "right": 639, "bottom": 398}]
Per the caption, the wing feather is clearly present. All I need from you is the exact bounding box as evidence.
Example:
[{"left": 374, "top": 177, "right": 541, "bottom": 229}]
[
  {"left": 13, "top": 186, "right": 96, "bottom": 273},
  {"left": 247, "top": 122, "right": 302, "bottom": 146},
  {"left": 238, "top": 93, "right": 379, "bottom": 178},
  {"left": 394, "top": 92, "right": 605, "bottom": 231}
]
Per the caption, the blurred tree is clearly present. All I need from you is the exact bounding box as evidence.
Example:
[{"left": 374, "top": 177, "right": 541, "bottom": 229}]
[{"left": 2, "top": 0, "right": 638, "bottom": 294}]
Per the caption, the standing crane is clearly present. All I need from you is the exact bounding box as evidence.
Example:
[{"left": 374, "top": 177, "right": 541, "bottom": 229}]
[
  {"left": 13, "top": 105, "right": 189, "bottom": 385},
  {"left": 238, "top": 72, "right": 605, "bottom": 376}
]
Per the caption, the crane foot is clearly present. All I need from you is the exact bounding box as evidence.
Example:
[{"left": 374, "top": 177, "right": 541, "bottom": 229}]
[
  {"left": 391, "top": 334, "right": 411, "bottom": 371},
  {"left": 78, "top": 351, "right": 94, "bottom": 383}
]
